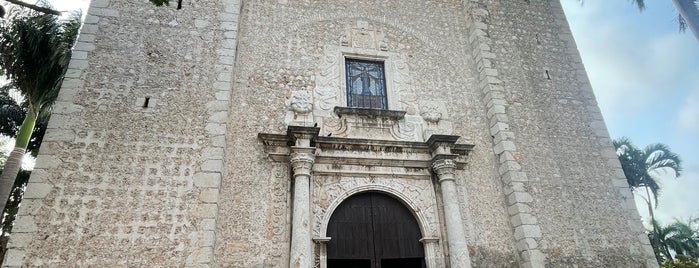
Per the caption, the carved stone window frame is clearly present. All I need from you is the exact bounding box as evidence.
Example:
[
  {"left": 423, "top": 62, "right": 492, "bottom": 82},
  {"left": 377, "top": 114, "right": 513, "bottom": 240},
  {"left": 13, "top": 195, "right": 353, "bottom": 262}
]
[
  {"left": 341, "top": 51, "right": 396, "bottom": 110},
  {"left": 340, "top": 49, "right": 401, "bottom": 111}
]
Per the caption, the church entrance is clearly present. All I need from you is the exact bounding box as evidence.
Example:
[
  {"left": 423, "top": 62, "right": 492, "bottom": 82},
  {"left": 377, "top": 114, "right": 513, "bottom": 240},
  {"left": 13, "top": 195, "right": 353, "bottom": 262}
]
[{"left": 326, "top": 192, "right": 426, "bottom": 268}]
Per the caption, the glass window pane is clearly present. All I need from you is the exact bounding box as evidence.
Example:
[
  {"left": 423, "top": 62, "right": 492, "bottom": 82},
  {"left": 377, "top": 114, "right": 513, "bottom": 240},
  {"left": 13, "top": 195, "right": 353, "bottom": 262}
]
[{"left": 345, "top": 59, "right": 388, "bottom": 109}]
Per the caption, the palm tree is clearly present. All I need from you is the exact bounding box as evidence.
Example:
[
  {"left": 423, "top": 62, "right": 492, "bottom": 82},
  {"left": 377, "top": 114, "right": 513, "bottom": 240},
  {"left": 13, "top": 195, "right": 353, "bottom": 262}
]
[
  {"left": 613, "top": 138, "right": 682, "bottom": 222},
  {"left": 649, "top": 219, "right": 699, "bottom": 264},
  {"left": 636, "top": 0, "right": 699, "bottom": 41},
  {"left": 0, "top": 6, "right": 80, "bottom": 215},
  {"left": 673, "top": 0, "right": 699, "bottom": 41},
  {"left": 584, "top": 0, "right": 699, "bottom": 42}
]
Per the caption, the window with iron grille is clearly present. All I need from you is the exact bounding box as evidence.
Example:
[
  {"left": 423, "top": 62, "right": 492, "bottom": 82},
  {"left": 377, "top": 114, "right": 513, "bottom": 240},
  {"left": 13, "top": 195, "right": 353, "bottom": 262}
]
[{"left": 345, "top": 59, "right": 388, "bottom": 109}]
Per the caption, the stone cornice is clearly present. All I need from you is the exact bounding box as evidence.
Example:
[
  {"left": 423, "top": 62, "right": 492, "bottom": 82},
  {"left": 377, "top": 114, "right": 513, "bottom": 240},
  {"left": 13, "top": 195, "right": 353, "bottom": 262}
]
[
  {"left": 258, "top": 132, "right": 475, "bottom": 178},
  {"left": 333, "top": 106, "right": 406, "bottom": 119}
]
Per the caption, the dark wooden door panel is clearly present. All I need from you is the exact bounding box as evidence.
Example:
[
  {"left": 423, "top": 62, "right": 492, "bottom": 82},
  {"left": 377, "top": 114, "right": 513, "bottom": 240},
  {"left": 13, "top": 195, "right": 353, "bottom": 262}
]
[{"left": 327, "top": 192, "right": 425, "bottom": 268}]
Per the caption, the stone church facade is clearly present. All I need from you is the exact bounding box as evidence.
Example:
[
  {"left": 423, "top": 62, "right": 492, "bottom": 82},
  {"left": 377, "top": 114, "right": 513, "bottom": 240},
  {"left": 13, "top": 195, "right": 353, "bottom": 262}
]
[{"left": 3, "top": 0, "right": 657, "bottom": 267}]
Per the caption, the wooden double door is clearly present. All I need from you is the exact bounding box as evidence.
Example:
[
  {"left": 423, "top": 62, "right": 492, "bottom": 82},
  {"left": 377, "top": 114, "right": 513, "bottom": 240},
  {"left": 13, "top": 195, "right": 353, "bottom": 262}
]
[{"left": 327, "top": 192, "right": 426, "bottom": 268}]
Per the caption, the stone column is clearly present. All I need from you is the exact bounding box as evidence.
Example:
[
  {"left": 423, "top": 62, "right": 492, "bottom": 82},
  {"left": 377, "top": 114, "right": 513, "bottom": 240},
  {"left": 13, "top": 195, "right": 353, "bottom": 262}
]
[
  {"left": 420, "top": 237, "right": 440, "bottom": 268},
  {"left": 288, "top": 126, "right": 317, "bottom": 268},
  {"left": 313, "top": 237, "right": 331, "bottom": 268},
  {"left": 433, "top": 158, "right": 472, "bottom": 268}
]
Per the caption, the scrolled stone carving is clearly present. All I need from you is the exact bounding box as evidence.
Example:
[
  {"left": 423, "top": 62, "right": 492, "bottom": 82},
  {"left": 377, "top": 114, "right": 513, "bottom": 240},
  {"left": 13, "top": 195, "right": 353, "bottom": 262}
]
[
  {"left": 390, "top": 118, "right": 417, "bottom": 141},
  {"left": 320, "top": 117, "right": 347, "bottom": 137},
  {"left": 289, "top": 90, "right": 313, "bottom": 114},
  {"left": 290, "top": 152, "right": 315, "bottom": 177}
]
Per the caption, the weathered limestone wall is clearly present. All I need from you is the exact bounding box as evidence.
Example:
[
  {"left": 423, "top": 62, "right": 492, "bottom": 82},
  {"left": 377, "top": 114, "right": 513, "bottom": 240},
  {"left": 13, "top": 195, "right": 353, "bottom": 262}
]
[
  {"left": 3, "top": 0, "right": 656, "bottom": 267},
  {"left": 217, "top": 0, "right": 516, "bottom": 267},
  {"left": 468, "top": 0, "right": 657, "bottom": 266},
  {"left": 3, "top": 0, "right": 241, "bottom": 266}
]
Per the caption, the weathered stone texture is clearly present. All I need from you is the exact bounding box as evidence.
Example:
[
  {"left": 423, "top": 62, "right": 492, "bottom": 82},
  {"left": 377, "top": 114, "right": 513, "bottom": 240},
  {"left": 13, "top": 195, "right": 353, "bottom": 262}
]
[
  {"left": 217, "top": 0, "right": 516, "bottom": 267},
  {"left": 4, "top": 0, "right": 655, "bottom": 267},
  {"left": 475, "top": 0, "right": 657, "bottom": 266},
  {"left": 3, "top": 0, "right": 241, "bottom": 266}
]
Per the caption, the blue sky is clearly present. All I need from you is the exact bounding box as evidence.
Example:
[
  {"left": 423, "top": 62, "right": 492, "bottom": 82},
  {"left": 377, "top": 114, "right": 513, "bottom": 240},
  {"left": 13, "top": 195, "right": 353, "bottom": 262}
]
[
  {"left": 41, "top": 0, "right": 699, "bottom": 224},
  {"left": 561, "top": 0, "right": 699, "bottom": 224}
]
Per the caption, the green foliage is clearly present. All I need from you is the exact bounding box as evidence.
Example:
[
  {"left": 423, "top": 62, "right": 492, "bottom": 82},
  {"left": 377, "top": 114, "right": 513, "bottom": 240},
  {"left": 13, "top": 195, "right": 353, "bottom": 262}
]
[
  {"left": 0, "top": 8, "right": 81, "bottom": 121},
  {"left": 613, "top": 137, "right": 682, "bottom": 208},
  {"left": 650, "top": 219, "right": 699, "bottom": 265},
  {"left": 661, "top": 255, "right": 699, "bottom": 268}
]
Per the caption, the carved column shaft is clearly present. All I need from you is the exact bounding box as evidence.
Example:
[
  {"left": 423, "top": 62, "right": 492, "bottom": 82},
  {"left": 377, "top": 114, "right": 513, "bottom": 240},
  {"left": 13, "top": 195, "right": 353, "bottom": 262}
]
[
  {"left": 433, "top": 159, "right": 472, "bottom": 268},
  {"left": 289, "top": 150, "right": 315, "bottom": 268}
]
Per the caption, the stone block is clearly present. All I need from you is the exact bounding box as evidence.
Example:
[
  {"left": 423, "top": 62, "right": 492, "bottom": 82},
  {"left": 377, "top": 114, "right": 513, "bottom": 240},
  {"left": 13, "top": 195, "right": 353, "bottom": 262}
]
[
  {"left": 193, "top": 173, "right": 221, "bottom": 188},
  {"left": 200, "top": 231, "right": 216, "bottom": 247},
  {"left": 511, "top": 213, "right": 537, "bottom": 227},
  {"left": 215, "top": 90, "right": 231, "bottom": 101},
  {"left": 498, "top": 160, "right": 522, "bottom": 175},
  {"left": 507, "top": 192, "right": 533, "bottom": 205},
  {"left": 72, "top": 51, "right": 89, "bottom": 60},
  {"left": 493, "top": 140, "right": 516, "bottom": 155},
  {"left": 202, "top": 148, "right": 225, "bottom": 160},
  {"left": 33, "top": 155, "right": 61, "bottom": 169},
  {"left": 23, "top": 183, "right": 52, "bottom": 199},
  {"left": 12, "top": 216, "right": 37, "bottom": 233},
  {"left": 2, "top": 249, "right": 26, "bottom": 267},
  {"left": 90, "top": 8, "right": 119, "bottom": 17},
  {"left": 201, "top": 160, "right": 223, "bottom": 172},
  {"left": 519, "top": 249, "right": 545, "bottom": 263},
  {"left": 7, "top": 233, "right": 33, "bottom": 248},
  {"left": 514, "top": 225, "right": 542, "bottom": 240},
  {"left": 516, "top": 238, "right": 538, "bottom": 251},
  {"left": 42, "top": 129, "right": 75, "bottom": 142},
  {"left": 199, "top": 188, "right": 220, "bottom": 203},
  {"left": 213, "top": 82, "right": 231, "bottom": 91},
  {"left": 191, "top": 204, "right": 218, "bottom": 218},
  {"left": 200, "top": 219, "right": 216, "bottom": 231},
  {"left": 489, "top": 122, "right": 509, "bottom": 136},
  {"left": 502, "top": 171, "right": 528, "bottom": 184},
  {"left": 186, "top": 247, "right": 214, "bottom": 264},
  {"left": 90, "top": 0, "right": 109, "bottom": 8},
  {"left": 205, "top": 123, "right": 226, "bottom": 135},
  {"left": 73, "top": 42, "right": 96, "bottom": 52}
]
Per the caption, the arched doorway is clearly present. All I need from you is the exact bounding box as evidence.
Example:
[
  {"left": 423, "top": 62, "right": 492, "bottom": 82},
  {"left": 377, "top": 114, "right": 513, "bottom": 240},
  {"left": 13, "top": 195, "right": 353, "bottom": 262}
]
[{"left": 326, "top": 192, "right": 426, "bottom": 268}]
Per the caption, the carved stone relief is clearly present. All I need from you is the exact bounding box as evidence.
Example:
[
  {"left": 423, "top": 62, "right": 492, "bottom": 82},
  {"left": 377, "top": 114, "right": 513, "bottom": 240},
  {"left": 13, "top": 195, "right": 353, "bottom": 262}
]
[
  {"left": 420, "top": 100, "right": 454, "bottom": 141},
  {"left": 311, "top": 176, "right": 440, "bottom": 238},
  {"left": 285, "top": 90, "right": 315, "bottom": 127},
  {"left": 312, "top": 20, "right": 456, "bottom": 142},
  {"left": 269, "top": 165, "right": 290, "bottom": 267}
]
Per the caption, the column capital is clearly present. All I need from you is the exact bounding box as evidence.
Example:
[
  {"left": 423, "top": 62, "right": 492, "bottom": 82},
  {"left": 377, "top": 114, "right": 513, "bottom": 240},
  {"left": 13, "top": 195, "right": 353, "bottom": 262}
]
[
  {"left": 432, "top": 158, "right": 456, "bottom": 182},
  {"left": 290, "top": 151, "right": 315, "bottom": 177}
]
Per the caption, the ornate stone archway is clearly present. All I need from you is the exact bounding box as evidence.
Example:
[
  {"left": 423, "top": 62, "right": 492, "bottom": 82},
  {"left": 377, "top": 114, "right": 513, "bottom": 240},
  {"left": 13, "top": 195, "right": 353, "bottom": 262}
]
[{"left": 260, "top": 126, "right": 475, "bottom": 268}]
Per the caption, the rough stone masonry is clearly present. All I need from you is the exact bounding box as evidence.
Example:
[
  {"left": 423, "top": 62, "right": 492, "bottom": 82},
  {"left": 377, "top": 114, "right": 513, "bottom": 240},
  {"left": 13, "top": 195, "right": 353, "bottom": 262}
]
[{"left": 3, "top": 0, "right": 657, "bottom": 267}]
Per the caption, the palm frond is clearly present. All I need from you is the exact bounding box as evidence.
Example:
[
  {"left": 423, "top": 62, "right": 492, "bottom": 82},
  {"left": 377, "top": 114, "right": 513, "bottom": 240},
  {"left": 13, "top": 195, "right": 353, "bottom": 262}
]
[{"left": 0, "top": 4, "right": 80, "bottom": 118}]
